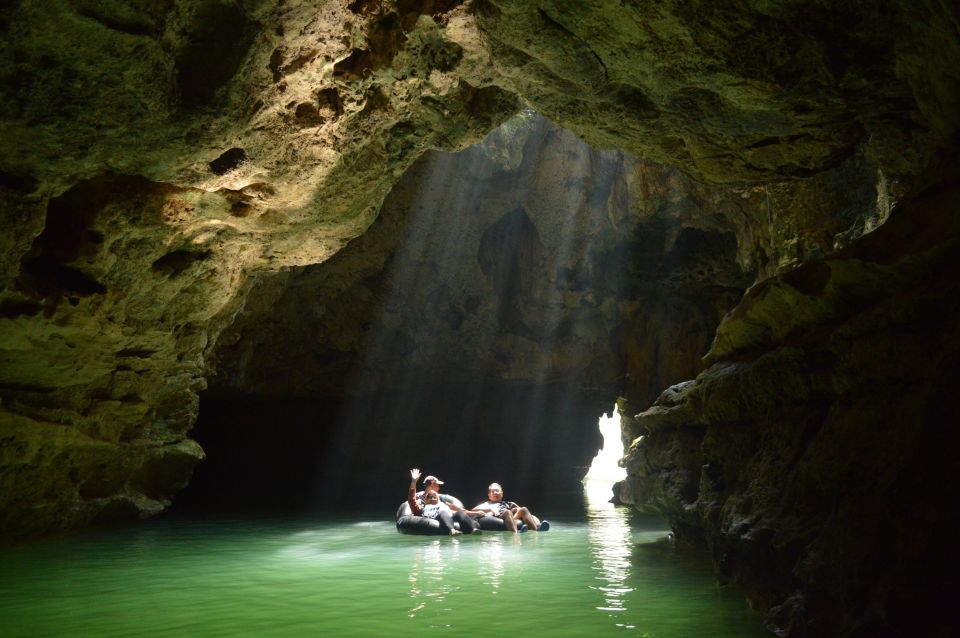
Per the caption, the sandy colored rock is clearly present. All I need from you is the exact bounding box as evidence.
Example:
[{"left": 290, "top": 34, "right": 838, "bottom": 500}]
[{"left": 1, "top": 0, "right": 518, "bottom": 538}]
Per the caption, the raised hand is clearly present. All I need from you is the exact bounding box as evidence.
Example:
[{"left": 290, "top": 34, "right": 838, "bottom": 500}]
[{"left": 410, "top": 468, "right": 421, "bottom": 482}]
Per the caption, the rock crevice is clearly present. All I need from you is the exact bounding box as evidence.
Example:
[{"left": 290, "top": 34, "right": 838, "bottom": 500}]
[{"left": 620, "top": 170, "right": 960, "bottom": 636}]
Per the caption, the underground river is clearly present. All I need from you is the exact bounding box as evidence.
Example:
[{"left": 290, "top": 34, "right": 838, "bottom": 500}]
[{"left": 0, "top": 483, "right": 765, "bottom": 637}]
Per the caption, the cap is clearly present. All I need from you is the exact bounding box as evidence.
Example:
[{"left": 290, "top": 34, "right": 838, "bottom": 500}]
[{"left": 422, "top": 475, "right": 444, "bottom": 485}]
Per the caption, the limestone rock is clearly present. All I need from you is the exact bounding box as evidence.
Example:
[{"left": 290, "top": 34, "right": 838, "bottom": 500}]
[
  {"left": 475, "top": 0, "right": 960, "bottom": 184},
  {"left": 0, "top": 0, "right": 518, "bottom": 539},
  {"left": 0, "top": 3, "right": 957, "bottom": 634},
  {"left": 212, "top": 116, "right": 878, "bottom": 407},
  {"left": 620, "top": 170, "right": 960, "bottom": 636}
]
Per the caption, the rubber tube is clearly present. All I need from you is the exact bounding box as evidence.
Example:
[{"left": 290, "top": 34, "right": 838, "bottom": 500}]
[
  {"left": 395, "top": 502, "right": 509, "bottom": 534},
  {"left": 395, "top": 501, "right": 458, "bottom": 535}
]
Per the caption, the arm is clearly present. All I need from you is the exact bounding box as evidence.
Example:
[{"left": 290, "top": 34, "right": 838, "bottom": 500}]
[
  {"left": 440, "top": 494, "right": 464, "bottom": 512},
  {"left": 472, "top": 501, "right": 496, "bottom": 515},
  {"left": 408, "top": 469, "right": 423, "bottom": 516}
]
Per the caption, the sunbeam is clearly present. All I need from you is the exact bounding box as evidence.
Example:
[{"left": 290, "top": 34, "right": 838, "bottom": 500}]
[{"left": 312, "top": 113, "right": 625, "bottom": 510}]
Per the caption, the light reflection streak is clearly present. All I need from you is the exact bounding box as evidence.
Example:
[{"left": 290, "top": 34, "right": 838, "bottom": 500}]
[
  {"left": 406, "top": 539, "right": 458, "bottom": 617},
  {"left": 585, "top": 482, "right": 634, "bottom": 622},
  {"left": 477, "top": 537, "right": 507, "bottom": 594},
  {"left": 583, "top": 406, "right": 635, "bottom": 624}
]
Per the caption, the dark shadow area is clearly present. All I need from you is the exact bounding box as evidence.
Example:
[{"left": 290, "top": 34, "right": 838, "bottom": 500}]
[
  {"left": 174, "top": 382, "right": 607, "bottom": 520},
  {"left": 175, "top": 2, "right": 256, "bottom": 109}
]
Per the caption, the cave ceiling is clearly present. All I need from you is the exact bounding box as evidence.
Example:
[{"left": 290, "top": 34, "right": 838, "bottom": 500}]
[{"left": 0, "top": 0, "right": 957, "bottom": 554}]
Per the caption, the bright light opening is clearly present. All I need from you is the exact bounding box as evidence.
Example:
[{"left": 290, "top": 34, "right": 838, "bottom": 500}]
[{"left": 584, "top": 405, "right": 627, "bottom": 505}]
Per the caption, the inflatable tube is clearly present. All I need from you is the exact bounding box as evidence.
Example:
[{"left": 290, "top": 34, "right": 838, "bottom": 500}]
[
  {"left": 394, "top": 502, "right": 511, "bottom": 534},
  {"left": 395, "top": 501, "right": 454, "bottom": 535},
  {"left": 478, "top": 515, "right": 507, "bottom": 531},
  {"left": 475, "top": 501, "right": 518, "bottom": 531},
  {"left": 439, "top": 494, "right": 463, "bottom": 509},
  {"left": 396, "top": 494, "right": 472, "bottom": 535},
  {"left": 395, "top": 494, "right": 468, "bottom": 535}
]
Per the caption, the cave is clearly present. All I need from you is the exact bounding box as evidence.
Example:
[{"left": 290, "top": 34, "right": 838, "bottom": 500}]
[{"left": 1, "top": 1, "right": 958, "bottom": 637}]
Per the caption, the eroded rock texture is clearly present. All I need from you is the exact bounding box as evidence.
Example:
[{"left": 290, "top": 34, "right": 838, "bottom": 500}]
[
  {"left": 1, "top": 0, "right": 515, "bottom": 538},
  {"left": 0, "top": 1, "right": 958, "bottom": 635},
  {"left": 212, "top": 114, "right": 882, "bottom": 412},
  {"left": 620, "top": 170, "right": 960, "bottom": 636},
  {"left": 475, "top": 0, "right": 959, "bottom": 185},
  {"left": 213, "top": 115, "right": 745, "bottom": 403}
]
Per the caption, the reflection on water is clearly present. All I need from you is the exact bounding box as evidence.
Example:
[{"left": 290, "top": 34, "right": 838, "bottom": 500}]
[
  {"left": 407, "top": 538, "right": 457, "bottom": 617},
  {"left": 584, "top": 406, "right": 637, "bottom": 628},
  {"left": 477, "top": 535, "right": 507, "bottom": 594},
  {"left": 407, "top": 533, "right": 515, "bottom": 616},
  {"left": 0, "top": 514, "right": 764, "bottom": 637},
  {"left": 585, "top": 480, "right": 636, "bottom": 630}
]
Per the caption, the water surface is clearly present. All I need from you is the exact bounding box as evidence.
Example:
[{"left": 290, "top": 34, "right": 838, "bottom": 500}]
[{"left": 1, "top": 498, "right": 764, "bottom": 637}]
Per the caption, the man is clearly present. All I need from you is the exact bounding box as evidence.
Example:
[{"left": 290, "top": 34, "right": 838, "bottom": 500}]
[
  {"left": 409, "top": 468, "right": 482, "bottom": 534},
  {"left": 474, "top": 482, "right": 550, "bottom": 532}
]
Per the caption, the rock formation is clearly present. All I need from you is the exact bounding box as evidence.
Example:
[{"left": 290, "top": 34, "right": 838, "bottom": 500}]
[
  {"left": 474, "top": 0, "right": 958, "bottom": 185},
  {"left": 620, "top": 166, "right": 960, "bottom": 636},
  {"left": 212, "top": 114, "right": 748, "bottom": 402},
  {"left": 1, "top": 0, "right": 958, "bottom": 635},
  {"left": 1, "top": 0, "right": 516, "bottom": 538},
  {"left": 211, "top": 114, "right": 881, "bottom": 408}
]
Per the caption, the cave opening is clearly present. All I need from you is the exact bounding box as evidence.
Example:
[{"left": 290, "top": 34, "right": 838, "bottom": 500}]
[
  {"left": 584, "top": 405, "right": 627, "bottom": 495},
  {"left": 176, "top": 111, "right": 751, "bottom": 525},
  {"left": 177, "top": 112, "right": 650, "bottom": 518}
]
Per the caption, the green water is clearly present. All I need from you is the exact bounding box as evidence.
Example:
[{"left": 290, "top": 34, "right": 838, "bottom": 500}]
[{"left": 0, "top": 499, "right": 765, "bottom": 637}]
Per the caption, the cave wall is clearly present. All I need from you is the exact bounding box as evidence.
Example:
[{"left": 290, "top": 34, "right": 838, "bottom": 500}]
[
  {"left": 473, "top": 0, "right": 959, "bottom": 186},
  {"left": 619, "top": 169, "right": 960, "bottom": 636},
  {"left": 1, "top": 0, "right": 518, "bottom": 539},
  {"left": 212, "top": 115, "right": 748, "bottom": 404},
  {"left": 0, "top": 1, "right": 958, "bottom": 635},
  {"left": 2, "top": 0, "right": 951, "bottom": 538},
  {"left": 212, "top": 114, "right": 882, "bottom": 409}
]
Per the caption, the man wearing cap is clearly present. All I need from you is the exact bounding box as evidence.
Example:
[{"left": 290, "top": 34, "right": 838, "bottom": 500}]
[{"left": 409, "top": 468, "right": 482, "bottom": 534}]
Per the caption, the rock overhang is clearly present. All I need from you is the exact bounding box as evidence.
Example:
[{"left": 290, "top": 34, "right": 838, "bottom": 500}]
[{"left": 0, "top": 0, "right": 956, "bottom": 574}]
